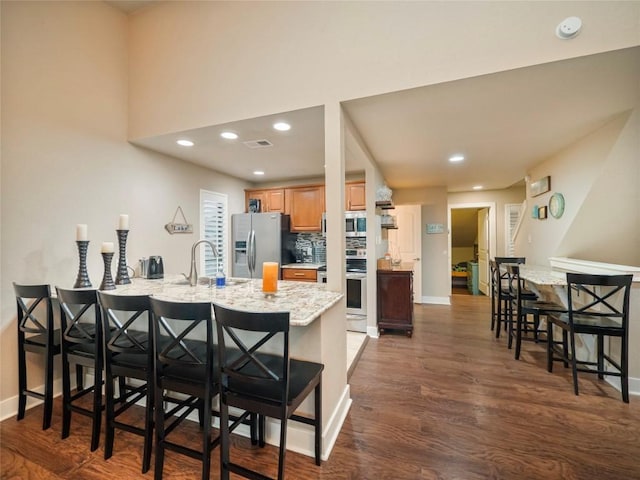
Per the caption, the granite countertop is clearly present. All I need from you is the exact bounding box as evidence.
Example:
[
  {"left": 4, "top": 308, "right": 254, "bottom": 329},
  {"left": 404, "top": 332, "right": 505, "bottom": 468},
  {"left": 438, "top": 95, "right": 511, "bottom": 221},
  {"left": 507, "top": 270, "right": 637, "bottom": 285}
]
[
  {"left": 110, "top": 274, "right": 342, "bottom": 327},
  {"left": 379, "top": 261, "right": 414, "bottom": 272},
  {"left": 519, "top": 265, "right": 567, "bottom": 286},
  {"left": 281, "top": 263, "right": 326, "bottom": 270}
]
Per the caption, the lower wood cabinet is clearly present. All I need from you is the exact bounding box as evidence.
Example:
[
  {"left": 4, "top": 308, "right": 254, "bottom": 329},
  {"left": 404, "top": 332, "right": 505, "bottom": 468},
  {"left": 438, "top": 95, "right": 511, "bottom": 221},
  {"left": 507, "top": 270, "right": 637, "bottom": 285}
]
[
  {"left": 377, "top": 269, "right": 413, "bottom": 337},
  {"left": 282, "top": 268, "right": 318, "bottom": 282}
]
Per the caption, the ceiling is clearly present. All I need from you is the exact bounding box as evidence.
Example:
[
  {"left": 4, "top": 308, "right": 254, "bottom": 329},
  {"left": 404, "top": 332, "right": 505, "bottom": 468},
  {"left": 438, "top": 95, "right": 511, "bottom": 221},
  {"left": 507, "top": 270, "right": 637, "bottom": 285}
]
[{"left": 132, "top": 46, "right": 639, "bottom": 192}]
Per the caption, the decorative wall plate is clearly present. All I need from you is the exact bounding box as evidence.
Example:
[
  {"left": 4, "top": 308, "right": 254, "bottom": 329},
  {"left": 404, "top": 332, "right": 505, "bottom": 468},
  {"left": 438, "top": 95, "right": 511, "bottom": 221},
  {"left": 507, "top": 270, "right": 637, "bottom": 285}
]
[{"left": 549, "top": 193, "right": 565, "bottom": 219}]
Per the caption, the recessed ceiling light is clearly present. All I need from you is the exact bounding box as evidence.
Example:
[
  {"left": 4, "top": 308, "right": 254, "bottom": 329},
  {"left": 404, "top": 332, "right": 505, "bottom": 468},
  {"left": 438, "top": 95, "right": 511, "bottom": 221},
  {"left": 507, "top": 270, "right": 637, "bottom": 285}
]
[
  {"left": 253, "top": 170, "right": 265, "bottom": 176},
  {"left": 473, "top": 185, "right": 483, "bottom": 190},
  {"left": 176, "top": 139, "right": 194, "bottom": 147},
  {"left": 449, "top": 154, "right": 465, "bottom": 163},
  {"left": 220, "top": 131, "right": 238, "bottom": 140},
  {"left": 273, "top": 122, "right": 291, "bottom": 131}
]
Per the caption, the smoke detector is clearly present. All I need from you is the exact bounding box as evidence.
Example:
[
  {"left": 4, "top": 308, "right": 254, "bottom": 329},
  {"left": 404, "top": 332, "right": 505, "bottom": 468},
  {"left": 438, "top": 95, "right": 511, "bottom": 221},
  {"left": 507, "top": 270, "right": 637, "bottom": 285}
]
[{"left": 556, "top": 16, "right": 582, "bottom": 39}]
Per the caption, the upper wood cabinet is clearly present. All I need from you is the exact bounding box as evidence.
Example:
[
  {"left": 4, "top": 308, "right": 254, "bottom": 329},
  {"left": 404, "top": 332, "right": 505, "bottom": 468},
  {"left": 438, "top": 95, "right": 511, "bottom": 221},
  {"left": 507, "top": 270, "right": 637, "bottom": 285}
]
[
  {"left": 245, "top": 188, "right": 285, "bottom": 213},
  {"left": 285, "top": 185, "right": 325, "bottom": 232},
  {"left": 346, "top": 182, "right": 366, "bottom": 211}
]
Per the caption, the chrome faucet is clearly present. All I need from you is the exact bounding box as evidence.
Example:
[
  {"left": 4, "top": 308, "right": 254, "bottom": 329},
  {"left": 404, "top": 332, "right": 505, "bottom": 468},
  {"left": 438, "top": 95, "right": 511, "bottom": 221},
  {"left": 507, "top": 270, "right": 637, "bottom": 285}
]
[{"left": 184, "top": 240, "right": 219, "bottom": 287}]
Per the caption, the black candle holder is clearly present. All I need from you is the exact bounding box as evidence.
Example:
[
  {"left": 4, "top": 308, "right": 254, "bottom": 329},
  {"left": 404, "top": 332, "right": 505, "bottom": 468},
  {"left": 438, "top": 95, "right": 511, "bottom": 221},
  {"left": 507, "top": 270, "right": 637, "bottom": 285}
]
[
  {"left": 73, "top": 240, "right": 92, "bottom": 289},
  {"left": 100, "top": 252, "right": 116, "bottom": 290},
  {"left": 115, "top": 229, "right": 131, "bottom": 285}
]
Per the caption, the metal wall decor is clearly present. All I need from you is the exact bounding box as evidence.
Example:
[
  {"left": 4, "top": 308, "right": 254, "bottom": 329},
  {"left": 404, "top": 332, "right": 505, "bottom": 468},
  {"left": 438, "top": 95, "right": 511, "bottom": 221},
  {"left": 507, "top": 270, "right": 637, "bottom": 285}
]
[
  {"left": 164, "top": 206, "right": 193, "bottom": 234},
  {"left": 530, "top": 176, "right": 551, "bottom": 197}
]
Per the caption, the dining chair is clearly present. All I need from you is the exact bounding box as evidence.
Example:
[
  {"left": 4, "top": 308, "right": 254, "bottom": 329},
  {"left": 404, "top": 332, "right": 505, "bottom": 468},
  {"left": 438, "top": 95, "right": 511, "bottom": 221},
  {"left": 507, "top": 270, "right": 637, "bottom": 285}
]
[
  {"left": 14, "top": 283, "right": 60, "bottom": 430},
  {"left": 505, "top": 265, "right": 567, "bottom": 359},
  {"left": 213, "top": 302, "right": 324, "bottom": 480},
  {"left": 56, "top": 287, "right": 104, "bottom": 451},
  {"left": 149, "top": 297, "right": 255, "bottom": 480},
  {"left": 98, "top": 291, "right": 154, "bottom": 473},
  {"left": 546, "top": 273, "right": 633, "bottom": 402}
]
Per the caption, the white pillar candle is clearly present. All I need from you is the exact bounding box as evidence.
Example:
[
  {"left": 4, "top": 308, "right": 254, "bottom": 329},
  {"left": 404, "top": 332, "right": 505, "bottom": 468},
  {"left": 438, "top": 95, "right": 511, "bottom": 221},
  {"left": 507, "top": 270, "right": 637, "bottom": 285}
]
[
  {"left": 76, "top": 224, "right": 88, "bottom": 241},
  {"left": 101, "top": 242, "right": 114, "bottom": 253},
  {"left": 118, "top": 214, "right": 129, "bottom": 230}
]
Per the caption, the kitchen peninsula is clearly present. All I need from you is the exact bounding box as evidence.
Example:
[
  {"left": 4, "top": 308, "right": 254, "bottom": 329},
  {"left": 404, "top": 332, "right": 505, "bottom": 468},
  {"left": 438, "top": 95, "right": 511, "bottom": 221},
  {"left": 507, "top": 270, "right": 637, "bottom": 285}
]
[{"left": 110, "top": 274, "right": 348, "bottom": 460}]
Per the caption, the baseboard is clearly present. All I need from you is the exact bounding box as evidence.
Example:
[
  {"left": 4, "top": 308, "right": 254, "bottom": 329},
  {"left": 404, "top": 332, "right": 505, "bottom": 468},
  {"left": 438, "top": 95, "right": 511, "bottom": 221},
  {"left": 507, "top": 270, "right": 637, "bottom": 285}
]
[
  {"left": 606, "top": 374, "right": 640, "bottom": 398},
  {"left": 422, "top": 296, "right": 451, "bottom": 305},
  {"left": 0, "top": 378, "right": 64, "bottom": 423},
  {"left": 367, "top": 325, "right": 379, "bottom": 338},
  {"left": 0, "top": 371, "right": 100, "bottom": 423},
  {"left": 192, "top": 384, "right": 352, "bottom": 460},
  {"left": 10, "top": 369, "right": 351, "bottom": 462}
]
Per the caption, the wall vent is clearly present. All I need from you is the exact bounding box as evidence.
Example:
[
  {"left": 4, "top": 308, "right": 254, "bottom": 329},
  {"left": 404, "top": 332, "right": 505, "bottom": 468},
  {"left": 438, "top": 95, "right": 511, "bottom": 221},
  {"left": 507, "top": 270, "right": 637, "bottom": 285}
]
[{"left": 243, "top": 139, "right": 273, "bottom": 149}]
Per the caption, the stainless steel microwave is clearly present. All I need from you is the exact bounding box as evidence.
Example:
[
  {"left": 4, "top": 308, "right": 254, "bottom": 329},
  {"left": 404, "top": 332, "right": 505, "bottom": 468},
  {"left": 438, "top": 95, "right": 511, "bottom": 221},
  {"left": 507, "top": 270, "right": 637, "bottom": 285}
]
[
  {"left": 322, "top": 211, "right": 367, "bottom": 237},
  {"left": 345, "top": 211, "right": 366, "bottom": 237}
]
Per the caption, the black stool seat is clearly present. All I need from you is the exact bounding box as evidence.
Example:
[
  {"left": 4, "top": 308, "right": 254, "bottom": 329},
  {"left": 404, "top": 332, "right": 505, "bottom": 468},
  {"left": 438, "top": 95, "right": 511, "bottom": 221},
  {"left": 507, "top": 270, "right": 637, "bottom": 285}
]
[
  {"left": 150, "top": 297, "right": 255, "bottom": 480},
  {"left": 493, "top": 257, "right": 529, "bottom": 338},
  {"left": 213, "top": 303, "right": 324, "bottom": 480},
  {"left": 506, "top": 265, "right": 567, "bottom": 359},
  {"left": 98, "top": 292, "right": 154, "bottom": 474},
  {"left": 57, "top": 287, "right": 104, "bottom": 452},
  {"left": 547, "top": 273, "right": 633, "bottom": 403},
  {"left": 14, "top": 283, "right": 60, "bottom": 430}
]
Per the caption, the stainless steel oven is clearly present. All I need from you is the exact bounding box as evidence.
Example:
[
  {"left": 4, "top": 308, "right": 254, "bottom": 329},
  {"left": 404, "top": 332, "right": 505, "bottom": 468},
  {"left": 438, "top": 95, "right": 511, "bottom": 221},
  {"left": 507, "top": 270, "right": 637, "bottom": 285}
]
[
  {"left": 317, "top": 260, "right": 367, "bottom": 317},
  {"left": 345, "top": 272, "right": 366, "bottom": 315}
]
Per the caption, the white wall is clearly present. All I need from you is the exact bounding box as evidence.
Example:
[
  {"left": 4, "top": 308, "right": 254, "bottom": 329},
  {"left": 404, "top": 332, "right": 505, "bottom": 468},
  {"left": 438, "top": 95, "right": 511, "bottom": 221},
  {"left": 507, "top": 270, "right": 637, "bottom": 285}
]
[
  {"left": 127, "top": 1, "right": 640, "bottom": 140},
  {"left": 125, "top": 1, "right": 639, "bottom": 304},
  {"left": 0, "top": 1, "right": 248, "bottom": 407},
  {"left": 513, "top": 110, "right": 640, "bottom": 381},
  {"left": 517, "top": 110, "right": 640, "bottom": 266}
]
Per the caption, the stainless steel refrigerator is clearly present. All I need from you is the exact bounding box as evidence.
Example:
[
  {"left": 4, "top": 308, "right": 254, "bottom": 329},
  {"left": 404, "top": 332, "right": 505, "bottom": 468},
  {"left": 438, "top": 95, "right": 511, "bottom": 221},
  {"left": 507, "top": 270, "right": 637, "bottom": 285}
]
[{"left": 231, "top": 213, "right": 294, "bottom": 279}]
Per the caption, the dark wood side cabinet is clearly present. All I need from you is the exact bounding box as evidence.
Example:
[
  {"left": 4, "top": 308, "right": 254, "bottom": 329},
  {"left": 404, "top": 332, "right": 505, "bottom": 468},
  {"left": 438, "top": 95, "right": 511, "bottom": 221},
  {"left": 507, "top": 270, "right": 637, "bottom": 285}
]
[{"left": 377, "top": 269, "right": 413, "bottom": 337}]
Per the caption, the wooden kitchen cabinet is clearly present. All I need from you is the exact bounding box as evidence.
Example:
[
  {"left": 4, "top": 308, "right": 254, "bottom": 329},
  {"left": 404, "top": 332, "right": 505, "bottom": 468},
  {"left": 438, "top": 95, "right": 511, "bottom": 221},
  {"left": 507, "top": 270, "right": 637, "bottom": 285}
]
[
  {"left": 282, "top": 268, "right": 318, "bottom": 282},
  {"left": 346, "top": 182, "right": 366, "bottom": 211},
  {"left": 285, "top": 185, "right": 325, "bottom": 232},
  {"left": 377, "top": 269, "right": 413, "bottom": 337},
  {"left": 245, "top": 188, "right": 286, "bottom": 213}
]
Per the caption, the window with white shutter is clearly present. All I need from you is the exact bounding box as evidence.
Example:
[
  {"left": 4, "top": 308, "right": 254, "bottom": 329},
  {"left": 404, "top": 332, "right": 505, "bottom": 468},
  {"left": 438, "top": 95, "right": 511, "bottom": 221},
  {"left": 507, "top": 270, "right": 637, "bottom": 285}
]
[
  {"left": 200, "top": 190, "right": 228, "bottom": 277},
  {"left": 505, "top": 201, "right": 525, "bottom": 256}
]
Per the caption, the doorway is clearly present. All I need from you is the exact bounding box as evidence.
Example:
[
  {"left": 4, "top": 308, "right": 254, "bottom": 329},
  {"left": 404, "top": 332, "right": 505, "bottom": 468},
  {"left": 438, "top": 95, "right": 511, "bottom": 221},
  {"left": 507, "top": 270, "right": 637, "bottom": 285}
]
[{"left": 448, "top": 202, "right": 496, "bottom": 296}]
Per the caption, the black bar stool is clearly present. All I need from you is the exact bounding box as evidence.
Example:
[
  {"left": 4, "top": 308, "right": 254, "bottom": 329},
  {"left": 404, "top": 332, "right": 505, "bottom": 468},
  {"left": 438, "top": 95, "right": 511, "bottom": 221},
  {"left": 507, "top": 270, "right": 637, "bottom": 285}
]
[
  {"left": 494, "top": 257, "right": 532, "bottom": 338},
  {"left": 98, "top": 291, "right": 154, "bottom": 473},
  {"left": 213, "top": 303, "right": 324, "bottom": 480},
  {"left": 506, "top": 265, "right": 567, "bottom": 359},
  {"left": 149, "top": 297, "right": 255, "bottom": 480},
  {"left": 547, "top": 273, "right": 633, "bottom": 402},
  {"left": 56, "top": 287, "right": 104, "bottom": 451},
  {"left": 14, "top": 283, "right": 60, "bottom": 430}
]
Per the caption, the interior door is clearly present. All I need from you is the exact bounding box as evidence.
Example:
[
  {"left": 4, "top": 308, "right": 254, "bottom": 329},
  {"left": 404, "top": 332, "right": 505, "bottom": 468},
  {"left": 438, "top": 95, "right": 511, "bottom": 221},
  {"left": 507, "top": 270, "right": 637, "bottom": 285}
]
[
  {"left": 477, "top": 208, "right": 490, "bottom": 295},
  {"left": 388, "top": 205, "right": 422, "bottom": 303}
]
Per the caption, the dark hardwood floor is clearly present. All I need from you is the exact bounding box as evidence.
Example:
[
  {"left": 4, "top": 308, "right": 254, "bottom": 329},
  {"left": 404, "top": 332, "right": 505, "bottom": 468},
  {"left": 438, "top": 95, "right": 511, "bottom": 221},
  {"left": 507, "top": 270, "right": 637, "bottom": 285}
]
[{"left": 3, "top": 295, "right": 640, "bottom": 479}]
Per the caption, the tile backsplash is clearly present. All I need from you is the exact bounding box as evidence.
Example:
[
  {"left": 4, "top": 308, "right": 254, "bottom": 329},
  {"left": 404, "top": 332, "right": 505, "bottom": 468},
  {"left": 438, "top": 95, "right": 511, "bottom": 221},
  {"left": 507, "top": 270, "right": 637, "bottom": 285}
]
[{"left": 286, "top": 233, "right": 366, "bottom": 264}]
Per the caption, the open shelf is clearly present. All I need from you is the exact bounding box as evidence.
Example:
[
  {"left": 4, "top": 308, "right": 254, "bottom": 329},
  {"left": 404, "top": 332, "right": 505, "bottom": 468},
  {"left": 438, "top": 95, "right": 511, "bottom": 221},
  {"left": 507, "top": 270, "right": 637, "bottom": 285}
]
[{"left": 375, "top": 201, "right": 395, "bottom": 210}]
